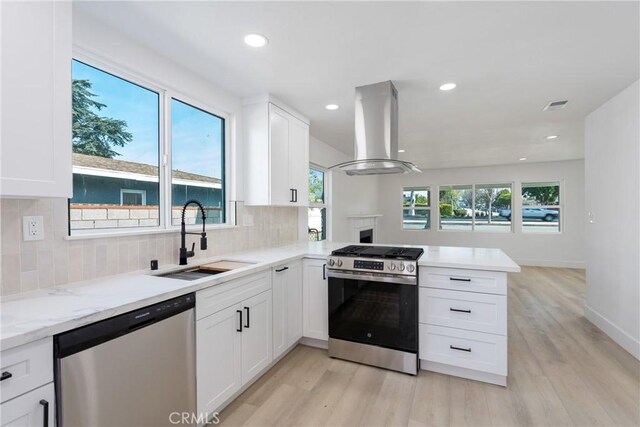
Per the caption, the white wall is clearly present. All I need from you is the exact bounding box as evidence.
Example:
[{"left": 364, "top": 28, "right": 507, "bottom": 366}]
[
  {"left": 584, "top": 80, "right": 640, "bottom": 359},
  {"left": 375, "top": 160, "right": 585, "bottom": 268},
  {"left": 307, "top": 136, "right": 379, "bottom": 241},
  {"left": 72, "top": 9, "right": 245, "bottom": 200}
]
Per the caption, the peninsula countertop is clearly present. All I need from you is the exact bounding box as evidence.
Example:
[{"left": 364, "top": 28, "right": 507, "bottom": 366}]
[{"left": 0, "top": 241, "right": 520, "bottom": 350}]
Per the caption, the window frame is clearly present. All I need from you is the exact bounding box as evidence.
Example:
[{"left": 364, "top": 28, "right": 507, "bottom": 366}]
[
  {"left": 308, "top": 164, "right": 328, "bottom": 241},
  {"left": 437, "top": 182, "right": 514, "bottom": 233},
  {"left": 69, "top": 51, "right": 233, "bottom": 237},
  {"left": 402, "top": 186, "right": 431, "bottom": 231},
  {"left": 520, "top": 181, "right": 563, "bottom": 234},
  {"left": 120, "top": 189, "right": 147, "bottom": 206}
]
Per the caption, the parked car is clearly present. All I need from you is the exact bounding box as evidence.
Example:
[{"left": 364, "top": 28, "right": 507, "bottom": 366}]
[{"left": 500, "top": 208, "right": 558, "bottom": 221}]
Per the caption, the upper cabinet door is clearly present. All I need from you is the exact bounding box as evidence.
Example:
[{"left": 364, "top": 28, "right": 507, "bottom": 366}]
[
  {"left": 269, "top": 105, "right": 292, "bottom": 206},
  {"left": 289, "top": 117, "right": 310, "bottom": 207},
  {"left": 0, "top": 0, "right": 72, "bottom": 198},
  {"left": 243, "top": 96, "right": 310, "bottom": 206}
]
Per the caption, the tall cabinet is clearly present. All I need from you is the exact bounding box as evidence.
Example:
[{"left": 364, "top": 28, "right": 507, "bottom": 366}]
[
  {"left": 243, "top": 95, "right": 310, "bottom": 206},
  {"left": 0, "top": 0, "right": 72, "bottom": 198}
]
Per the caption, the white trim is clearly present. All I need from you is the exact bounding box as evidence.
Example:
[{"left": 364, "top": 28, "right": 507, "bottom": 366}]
[
  {"left": 512, "top": 258, "right": 585, "bottom": 269},
  {"left": 65, "top": 223, "right": 239, "bottom": 240},
  {"left": 585, "top": 305, "right": 640, "bottom": 360},
  {"left": 420, "top": 360, "right": 507, "bottom": 387}
]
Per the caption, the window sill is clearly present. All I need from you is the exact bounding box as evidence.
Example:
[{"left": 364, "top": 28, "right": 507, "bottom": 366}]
[{"left": 65, "top": 223, "right": 239, "bottom": 241}]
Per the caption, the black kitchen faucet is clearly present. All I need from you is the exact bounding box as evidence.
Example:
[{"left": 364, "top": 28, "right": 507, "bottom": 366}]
[{"left": 179, "top": 200, "right": 207, "bottom": 265}]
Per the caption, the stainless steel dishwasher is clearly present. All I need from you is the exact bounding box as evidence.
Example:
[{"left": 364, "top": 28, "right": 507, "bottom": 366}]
[{"left": 54, "top": 293, "right": 196, "bottom": 427}]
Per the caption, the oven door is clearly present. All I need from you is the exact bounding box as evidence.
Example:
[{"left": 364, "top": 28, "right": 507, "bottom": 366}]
[{"left": 328, "top": 270, "right": 418, "bottom": 353}]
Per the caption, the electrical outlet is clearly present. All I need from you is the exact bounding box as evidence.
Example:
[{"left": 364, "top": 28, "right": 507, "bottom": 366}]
[{"left": 22, "top": 216, "right": 44, "bottom": 241}]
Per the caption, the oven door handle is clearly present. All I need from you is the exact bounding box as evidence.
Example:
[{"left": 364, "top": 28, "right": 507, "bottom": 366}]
[{"left": 327, "top": 270, "right": 417, "bottom": 286}]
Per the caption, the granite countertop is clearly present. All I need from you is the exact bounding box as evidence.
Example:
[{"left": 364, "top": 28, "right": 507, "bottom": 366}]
[{"left": 0, "top": 241, "right": 519, "bottom": 351}]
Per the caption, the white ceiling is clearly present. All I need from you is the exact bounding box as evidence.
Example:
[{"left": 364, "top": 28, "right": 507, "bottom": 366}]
[{"left": 74, "top": 1, "right": 639, "bottom": 169}]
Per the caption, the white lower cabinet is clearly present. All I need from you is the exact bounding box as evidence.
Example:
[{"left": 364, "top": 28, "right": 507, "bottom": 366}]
[
  {"left": 1, "top": 338, "right": 54, "bottom": 427},
  {"left": 196, "top": 304, "right": 242, "bottom": 419},
  {"left": 272, "top": 261, "right": 303, "bottom": 359},
  {"left": 196, "top": 272, "right": 272, "bottom": 421},
  {"left": 241, "top": 291, "right": 273, "bottom": 383},
  {"left": 302, "top": 259, "right": 328, "bottom": 341},
  {"left": 419, "top": 267, "right": 508, "bottom": 386},
  {"left": 1, "top": 383, "right": 55, "bottom": 427}
]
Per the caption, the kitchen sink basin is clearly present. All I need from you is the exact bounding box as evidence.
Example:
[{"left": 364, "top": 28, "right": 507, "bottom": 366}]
[
  {"left": 159, "top": 268, "right": 224, "bottom": 281},
  {"left": 158, "top": 260, "right": 255, "bottom": 281}
]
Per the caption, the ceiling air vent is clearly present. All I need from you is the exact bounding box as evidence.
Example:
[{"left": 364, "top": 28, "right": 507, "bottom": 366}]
[{"left": 543, "top": 100, "right": 568, "bottom": 111}]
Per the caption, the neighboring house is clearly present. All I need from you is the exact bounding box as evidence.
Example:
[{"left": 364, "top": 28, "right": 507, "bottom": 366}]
[{"left": 71, "top": 153, "right": 223, "bottom": 227}]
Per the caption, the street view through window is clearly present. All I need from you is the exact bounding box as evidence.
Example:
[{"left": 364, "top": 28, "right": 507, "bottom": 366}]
[
  {"left": 308, "top": 168, "right": 326, "bottom": 241},
  {"left": 70, "top": 60, "right": 225, "bottom": 232},
  {"left": 403, "top": 187, "right": 431, "bottom": 230}
]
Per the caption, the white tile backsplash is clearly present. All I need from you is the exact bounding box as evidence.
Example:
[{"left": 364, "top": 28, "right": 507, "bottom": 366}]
[{"left": 0, "top": 198, "right": 298, "bottom": 295}]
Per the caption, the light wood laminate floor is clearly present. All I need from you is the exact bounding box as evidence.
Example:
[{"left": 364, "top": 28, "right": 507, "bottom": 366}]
[{"left": 218, "top": 267, "right": 640, "bottom": 427}]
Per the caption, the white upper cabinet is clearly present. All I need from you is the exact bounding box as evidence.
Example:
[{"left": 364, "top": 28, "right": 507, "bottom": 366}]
[
  {"left": 0, "top": 0, "right": 72, "bottom": 198},
  {"left": 243, "top": 96, "right": 310, "bottom": 206}
]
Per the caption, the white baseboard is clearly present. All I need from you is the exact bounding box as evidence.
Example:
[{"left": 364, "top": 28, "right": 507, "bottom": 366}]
[
  {"left": 420, "top": 360, "right": 507, "bottom": 387},
  {"left": 300, "top": 336, "right": 328, "bottom": 349},
  {"left": 513, "top": 258, "right": 585, "bottom": 269},
  {"left": 585, "top": 305, "right": 640, "bottom": 360}
]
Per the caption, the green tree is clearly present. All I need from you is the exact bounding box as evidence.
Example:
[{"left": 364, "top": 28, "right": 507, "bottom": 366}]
[
  {"left": 494, "top": 190, "right": 512, "bottom": 210},
  {"left": 72, "top": 79, "right": 132, "bottom": 158},
  {"left": 522, "top": 186, "right": 559, "bottom": 205},
  {"left": 439, "top": 189, "right": 459, "bottom": 209},
  {"left": 308, "top": 170, "right": 324, "bottom": 204}
]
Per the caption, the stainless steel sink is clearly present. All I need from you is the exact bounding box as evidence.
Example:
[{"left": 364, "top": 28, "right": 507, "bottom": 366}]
[{"left": 158, "top": 268, "right": 224, "bottom": 281}]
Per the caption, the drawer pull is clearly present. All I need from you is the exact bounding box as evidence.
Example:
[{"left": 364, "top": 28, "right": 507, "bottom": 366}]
[
  {"left": 275, "top": 266, "right": 289, "bottom": 273},
  {"left": 450, "top": 308, "right": 471, "bottom": 313},
  {"left": 450, "top": 277, "right": 471, "bottom": 282},
  {"left": 40, "top": 399, "right": 49, "bottom": 427},
  {"left": 0, "top": 371, "right": 12, "bottom": 381},
  {"left": 450, "top": 345, "right": 472, "bottom": 352}
]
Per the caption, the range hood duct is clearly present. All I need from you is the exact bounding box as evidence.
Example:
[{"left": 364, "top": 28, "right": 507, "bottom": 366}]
[{"left": 330, "top": 81, "right": 421, "bottom": 176}]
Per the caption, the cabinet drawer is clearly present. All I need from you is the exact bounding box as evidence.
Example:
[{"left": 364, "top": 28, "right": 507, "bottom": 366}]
[
  {"left": 419, "top": 288, "right": 507, "bottom": 335},
  {"left": 1, "top": 338, "right": 53, "bottom": 403},
  {"left": 419, "top": 325, "right": 507, "bottom": 376},
  {"left": 1, "top": 382, "right": 55, "bottom": 426},
  {"left": 197, "top": 271, "right": 271, "bottom": 320},
  {"left": 419, "top": 267, "right": 507, "bottom": 295}
]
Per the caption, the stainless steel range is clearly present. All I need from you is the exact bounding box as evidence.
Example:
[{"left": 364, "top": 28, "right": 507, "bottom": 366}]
[{"left": 327, "top": 245, "right": 423, "bottom": 375}]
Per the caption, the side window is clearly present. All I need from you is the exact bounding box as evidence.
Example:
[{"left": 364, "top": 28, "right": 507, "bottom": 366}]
[
  {"left": 308, "top": 167, "right": 327, "bottom": 241},
  {"left": 402, "top": 187, "right": 430, "bottom": 230},
  {"left": 522, "top": 182, "right": 561, "bottom": 233}
]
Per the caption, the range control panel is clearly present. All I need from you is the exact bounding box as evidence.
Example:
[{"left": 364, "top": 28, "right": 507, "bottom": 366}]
[
  {"left": 353, "top": 260, "right": 384, "bottom": 271},
  {"left": 327, "top": 257, "right": 418, "bottom": 276}
]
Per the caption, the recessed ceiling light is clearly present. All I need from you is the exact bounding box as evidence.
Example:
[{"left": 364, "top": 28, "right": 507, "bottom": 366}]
[
  {"left": 398, "top": 149, "right": 406, "bottom": 153},
  {"left": 325, "top": 104, "right": 339, "bottom": 110},
  {"left": 546, "top": 135, "right": 558, "bottom": 140},
  {"left": 439, "top": 83, "right": 457, "bottom": 91},
  {"left": 244, "top": 33, "right": 268, "bottom": 47},
  {"left": 519, "top": 157, "right": 527, "bottom": 161}
]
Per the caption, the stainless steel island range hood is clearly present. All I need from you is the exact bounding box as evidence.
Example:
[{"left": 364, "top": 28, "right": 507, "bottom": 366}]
[{"left": 330, "top": 81, "right": 421, "bottom": 176}]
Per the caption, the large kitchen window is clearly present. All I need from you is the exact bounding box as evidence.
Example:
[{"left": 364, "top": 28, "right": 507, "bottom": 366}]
[
  {"left": 522, "top": 182, "right": 561, "bottom": 233},
  {"left": 439, "top": 183, "right": 512, "bottom": 232},
  {"left": 171, "top": 98, "right": 225, "bottom": 226},
  {"left": 70, "top": 58, "right": 228, "bottom": 234},
  {"left": 308, "top": 166, "right": 327, "bottom": 241},
  {"left": 402, "top": 187, "right": 430, "bottom": 230}
]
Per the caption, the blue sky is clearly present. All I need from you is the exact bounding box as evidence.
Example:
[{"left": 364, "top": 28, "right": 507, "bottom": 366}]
[{"left": 72, "top": 60, "right": 223, "bottom": 179}]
